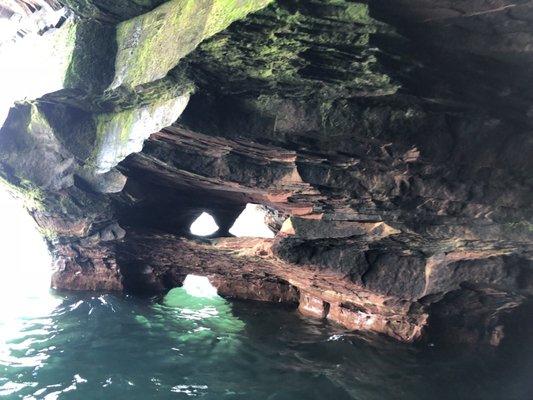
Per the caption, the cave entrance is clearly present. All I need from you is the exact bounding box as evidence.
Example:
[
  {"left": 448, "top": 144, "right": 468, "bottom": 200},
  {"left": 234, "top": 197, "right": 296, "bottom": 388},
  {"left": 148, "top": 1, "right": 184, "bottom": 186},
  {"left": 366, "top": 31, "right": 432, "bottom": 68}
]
[
  {"left": 0, "top": 184, "right": 57, "bottom": 338},
  {"left": 229, "top": 204, "right": 275, "bottom": 238},
  {"left": 190, "top": 212, "right": 219, "bottom": 237},
  {"left": 0, "top": 186, "right": 52, "bottom": 296}
]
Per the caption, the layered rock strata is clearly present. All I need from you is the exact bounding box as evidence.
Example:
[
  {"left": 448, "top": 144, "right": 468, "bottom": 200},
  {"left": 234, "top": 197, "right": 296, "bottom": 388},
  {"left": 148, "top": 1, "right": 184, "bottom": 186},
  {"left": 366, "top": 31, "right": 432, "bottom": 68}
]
[{"left": 0, "top": 0, "right": 531, "bottom": 346}]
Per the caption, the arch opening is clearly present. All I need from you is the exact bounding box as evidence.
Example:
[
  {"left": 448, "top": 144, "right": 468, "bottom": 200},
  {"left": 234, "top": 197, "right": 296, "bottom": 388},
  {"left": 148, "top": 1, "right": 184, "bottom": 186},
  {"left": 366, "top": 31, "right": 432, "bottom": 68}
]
[
  {"left": 229, "top": 204, "right": 275, "bottom": 238},
  {"left": 190, "top": 212, "right": 219, "bottom": 237},
  {"left": 182, "top": 274, "right": 218, "bottom": 298},
  {"left": 0, "top": 187, "right": 52, "bottom": 297},
  {"left": 0, "top": 185, "right": 57, "bottom": 341}
]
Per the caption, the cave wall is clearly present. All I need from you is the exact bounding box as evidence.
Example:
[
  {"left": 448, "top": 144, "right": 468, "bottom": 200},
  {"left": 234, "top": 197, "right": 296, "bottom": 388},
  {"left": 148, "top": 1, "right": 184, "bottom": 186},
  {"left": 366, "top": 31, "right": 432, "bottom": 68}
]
[{"left": 0, "top": 0, "right": 531, "bottom": 346}]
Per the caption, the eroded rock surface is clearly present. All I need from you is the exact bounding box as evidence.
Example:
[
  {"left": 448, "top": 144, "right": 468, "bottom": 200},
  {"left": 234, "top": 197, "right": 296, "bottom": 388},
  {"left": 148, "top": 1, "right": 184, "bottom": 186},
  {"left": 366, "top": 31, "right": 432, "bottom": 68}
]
[{"left": 0, "top": 0, "right": 531, "bottom": 346}]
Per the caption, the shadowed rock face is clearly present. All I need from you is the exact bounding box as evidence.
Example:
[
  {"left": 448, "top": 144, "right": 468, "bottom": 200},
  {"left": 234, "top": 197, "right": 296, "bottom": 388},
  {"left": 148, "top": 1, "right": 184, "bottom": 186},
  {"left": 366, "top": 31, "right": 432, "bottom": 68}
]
[{"left": 1, "top": 0, "right": 532, "bottom": 346}]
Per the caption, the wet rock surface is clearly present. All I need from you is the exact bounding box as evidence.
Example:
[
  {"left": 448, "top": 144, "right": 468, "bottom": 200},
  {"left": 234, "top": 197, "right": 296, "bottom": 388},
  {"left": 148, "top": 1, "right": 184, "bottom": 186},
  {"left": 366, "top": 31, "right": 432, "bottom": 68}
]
[{"left": 0, "top": 0, "right": 531, "bottom": 346}]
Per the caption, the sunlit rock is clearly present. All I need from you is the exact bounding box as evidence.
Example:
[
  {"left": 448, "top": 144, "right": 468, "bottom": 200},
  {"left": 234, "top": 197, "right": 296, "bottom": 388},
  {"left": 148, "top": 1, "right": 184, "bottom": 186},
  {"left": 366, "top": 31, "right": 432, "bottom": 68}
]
[
  {"left": 91, "top": 94, "right": 190, "bottom": 173},
  {"left": 110, "top": 0, "right": 274, "bottom": 89},
  {"left": 298, "top": 292, "right": 329, "bottom": 319},
  {"left": 279, "top": 217, "right": 401, "bottom": 240},
  {"left": 76, "top": 168, "right": 128, "bottom": 194}
]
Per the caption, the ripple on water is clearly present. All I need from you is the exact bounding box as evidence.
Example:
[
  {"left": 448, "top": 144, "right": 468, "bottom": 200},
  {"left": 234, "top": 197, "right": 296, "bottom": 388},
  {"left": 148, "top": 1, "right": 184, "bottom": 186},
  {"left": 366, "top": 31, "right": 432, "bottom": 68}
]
[{"left": 0, "top": 289, "right": 531, "bottom": 400}]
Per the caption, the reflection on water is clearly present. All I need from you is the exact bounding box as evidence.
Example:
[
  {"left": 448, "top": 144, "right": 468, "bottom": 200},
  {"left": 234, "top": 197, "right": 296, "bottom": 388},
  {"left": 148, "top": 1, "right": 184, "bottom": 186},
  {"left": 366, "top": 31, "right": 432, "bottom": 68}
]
[
  {"left": 142, "top": 286, "right": 245, "bottom": 352},
  {"left": 0, "top": 287, "right": 532, "bottom": 399}
]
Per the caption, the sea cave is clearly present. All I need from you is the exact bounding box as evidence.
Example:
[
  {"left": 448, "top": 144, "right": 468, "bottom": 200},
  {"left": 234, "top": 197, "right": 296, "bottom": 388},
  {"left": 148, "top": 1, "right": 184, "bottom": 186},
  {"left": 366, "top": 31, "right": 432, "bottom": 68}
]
[{"left": 0, "top": 0, "right": 532, "bottom": 399}]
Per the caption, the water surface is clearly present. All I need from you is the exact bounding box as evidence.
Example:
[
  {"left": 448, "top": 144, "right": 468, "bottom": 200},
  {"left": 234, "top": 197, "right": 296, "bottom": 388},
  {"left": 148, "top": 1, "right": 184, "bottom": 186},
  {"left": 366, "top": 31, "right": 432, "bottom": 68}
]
[{"left": 0, "top": 287, "right": 531, "bottom": 399}]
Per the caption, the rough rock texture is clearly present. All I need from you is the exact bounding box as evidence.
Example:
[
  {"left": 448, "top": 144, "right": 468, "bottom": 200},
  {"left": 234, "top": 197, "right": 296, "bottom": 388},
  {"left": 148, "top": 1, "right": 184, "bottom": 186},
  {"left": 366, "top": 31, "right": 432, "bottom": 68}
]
[
  {"left": 1, "top": 0, "right": 532, "bottom": 346},
  {"left": 110, "top": 0, "right": 274, "bottom": 89}
]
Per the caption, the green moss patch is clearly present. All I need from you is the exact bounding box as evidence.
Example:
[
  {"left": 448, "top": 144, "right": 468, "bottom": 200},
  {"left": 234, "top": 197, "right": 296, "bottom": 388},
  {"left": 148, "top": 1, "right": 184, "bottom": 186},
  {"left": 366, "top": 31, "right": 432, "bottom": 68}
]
[
  {"left": 181, "top": 0, "right": 399, "bottom": 99},
  {"left": 111, "top": 0, "right": 274, "bottom": 89}
]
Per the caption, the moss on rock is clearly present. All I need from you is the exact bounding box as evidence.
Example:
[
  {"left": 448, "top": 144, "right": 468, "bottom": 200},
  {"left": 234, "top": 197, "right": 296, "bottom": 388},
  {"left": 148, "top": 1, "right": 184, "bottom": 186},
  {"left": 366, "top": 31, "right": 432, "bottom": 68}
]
[
  {"left": 181, "top": 0, "right": 398, "bottom": 99},
  {"left": 90, "top": 94, "right": 190, "bottom": 172},
  {"left": 64, "top": 19, "right": 117, "bottom": 93},
  {"left": 0, "top": 175, "right": 46, "bottom": 212},
  {"left": 111, "top": 0, "right": 274, "bottom": 89},
  {"left": 0, "top": 17, "right": 118, "bottom": 128}
]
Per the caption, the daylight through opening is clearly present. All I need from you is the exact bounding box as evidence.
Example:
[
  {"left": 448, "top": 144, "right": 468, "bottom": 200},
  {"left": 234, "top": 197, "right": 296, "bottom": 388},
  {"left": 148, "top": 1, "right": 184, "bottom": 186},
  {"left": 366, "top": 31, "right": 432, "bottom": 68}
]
[
  {"left": 229, "top": 204, "right": 275, "bottom": 238},
  {"left": 0, "top": 187, "right": 52, "bottom": 297},
  {"left": 190, "top": 212, "right": 219, "bottom": 236},
  {"left": 182, "top": 275, "right": 218, "bottom": 298},
  {"left": 0, "top": 185, "right": 57, "bottom": 342}
]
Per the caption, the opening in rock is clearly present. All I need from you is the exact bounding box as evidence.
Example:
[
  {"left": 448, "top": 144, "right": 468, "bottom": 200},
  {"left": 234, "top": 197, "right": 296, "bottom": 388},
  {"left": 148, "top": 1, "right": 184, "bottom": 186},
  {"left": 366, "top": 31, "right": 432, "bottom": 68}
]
[
  {"left": 0, "top": 185, "right": 56, "bottom": 339},
  {"left": 182, "top": 274, "right": 218, "bottom": 298},
  {"left": 0, "top": 186, "right": 52, "bottom": 298},
  {"left": 229, "top": 203, "right": 275, "bottom": 238},
  {"left": 190, "top": 212, "right": 219, "bottom": 237},
  {"left": 0, "top": 4, "right": 68, "bottom": 127}
]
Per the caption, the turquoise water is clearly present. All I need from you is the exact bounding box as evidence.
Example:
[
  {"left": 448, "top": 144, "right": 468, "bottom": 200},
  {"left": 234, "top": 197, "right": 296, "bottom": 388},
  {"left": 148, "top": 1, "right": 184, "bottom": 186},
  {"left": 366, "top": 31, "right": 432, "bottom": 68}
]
[{"left": 0, "top": 287, "right": 531, "bottom": 400}]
